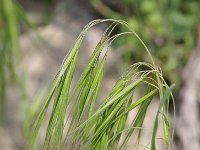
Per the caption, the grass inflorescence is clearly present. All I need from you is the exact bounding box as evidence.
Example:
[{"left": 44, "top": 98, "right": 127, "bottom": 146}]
[{"left": 27, "top": 19, "right": 175, "bottom": 150}]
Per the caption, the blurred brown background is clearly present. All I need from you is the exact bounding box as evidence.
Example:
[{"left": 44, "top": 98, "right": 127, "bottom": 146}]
[{"left": 0, "top": 0, "right": 200, "bottom": 150}]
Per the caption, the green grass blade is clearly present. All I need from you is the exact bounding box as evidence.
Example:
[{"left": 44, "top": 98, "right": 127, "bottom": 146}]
[{"left": 151, "top": 84, "right": 175, "bottom": 150}]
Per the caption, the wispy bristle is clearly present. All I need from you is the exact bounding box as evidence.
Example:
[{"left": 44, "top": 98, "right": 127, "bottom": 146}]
[{"left": 27, "top": 19, "right": 174, "bottom": 150}]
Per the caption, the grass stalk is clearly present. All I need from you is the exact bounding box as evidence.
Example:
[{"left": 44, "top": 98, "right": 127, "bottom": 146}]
[{"left": 27, "top": 19, "right": 174, "bottom": 150}]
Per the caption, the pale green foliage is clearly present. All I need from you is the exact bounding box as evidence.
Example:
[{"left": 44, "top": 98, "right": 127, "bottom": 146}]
[
  {"left": 27, "top": 19, "right": 174, "bottom": 150},
  {"left": 0, "top": 0, "right": 30, "bottom": 125},
  {"left": 0, "top": 0, "right": 19, "bottom": 125}
]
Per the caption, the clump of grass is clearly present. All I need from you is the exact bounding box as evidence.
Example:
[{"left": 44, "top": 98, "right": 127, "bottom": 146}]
[{"left": 27, "top": 19, "right": 174, "bottom": 150}]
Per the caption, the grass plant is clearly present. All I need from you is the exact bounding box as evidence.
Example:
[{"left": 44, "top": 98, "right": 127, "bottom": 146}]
[{"left": 27, "top": 19, "right": 174, "bottom": 150}]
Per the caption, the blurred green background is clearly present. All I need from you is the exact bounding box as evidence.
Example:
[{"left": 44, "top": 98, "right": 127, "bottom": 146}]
[
  {"left": 0, "top": 0, "right": 200, "bottom": 149},
  {"left": 91, "top": 0, "right": 199, "bottom": 88}
]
